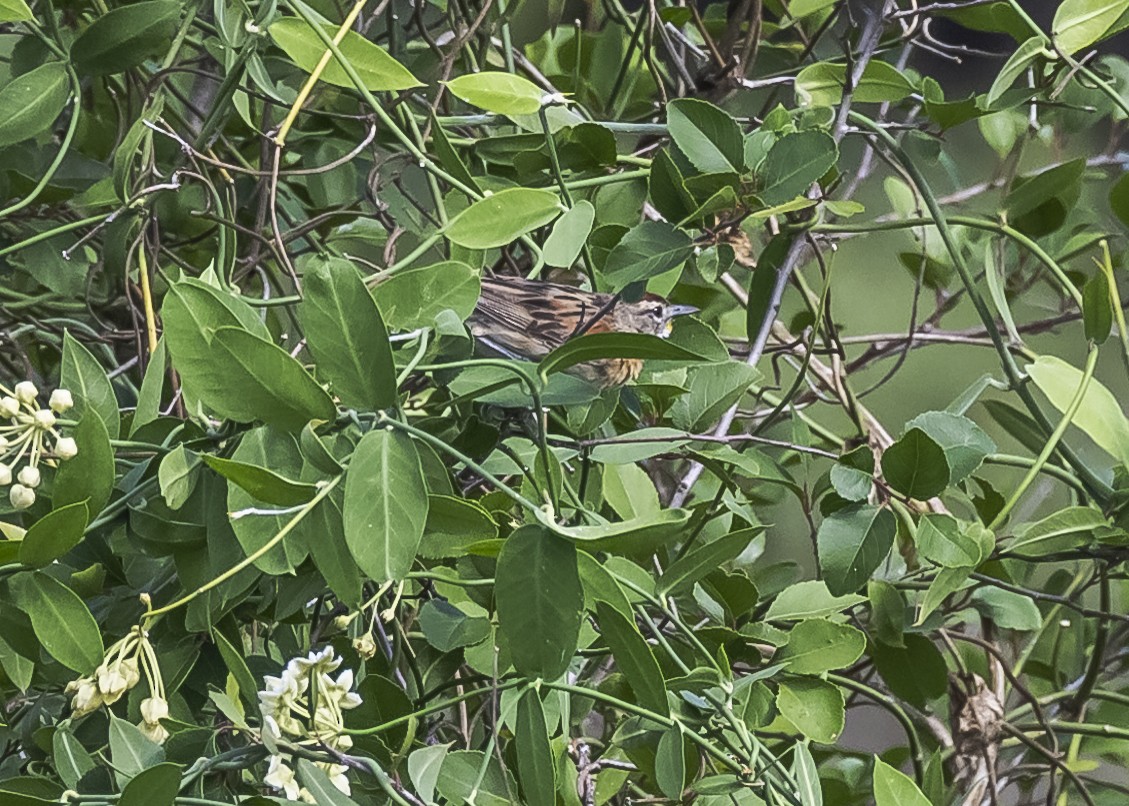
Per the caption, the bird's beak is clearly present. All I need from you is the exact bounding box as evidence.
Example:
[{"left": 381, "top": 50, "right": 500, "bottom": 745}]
[{"left": 667, "top": 304, "right": 699, "bottom": 318}]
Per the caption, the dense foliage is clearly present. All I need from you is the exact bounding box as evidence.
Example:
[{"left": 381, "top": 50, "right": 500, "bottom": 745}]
[{"left": 2, "top": 0, "right": 1129, "bottom": 804}]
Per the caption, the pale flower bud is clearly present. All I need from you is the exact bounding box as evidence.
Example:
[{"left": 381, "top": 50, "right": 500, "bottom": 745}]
[
  {"left": 70, "top": 678, "right": 103, "bottom": 716},
  {"left": 9, "top": 483, "right": 34, "bottom": 510},
  {"left": 352, "top": 632, "right": 377, "bottom": 660},
  {"left": 141, "top": 696, "right": 169, "bottom": 724},
  {"left": 16, "top": 466, "right": 40, "bottom": 488},
  {"left": 33, "top": 409, "right": 56, "bottom": 430},
  {"left": 14, "top": 381, "right": 37, "bottom": 405},
  {"left": 0, "top": 397, "right": 18, "bottom": 418},
  {"left": 137, "top": 719, "right": 169, "bottom": 744},
  {"left": 49, "top": 388, "right": 74, "bottom": 413},
  {"left": 55, "top": 437, "right": 78, "bottom": 460},
  {"left": 0, "top": 465, "right": 10, "bottom": 486}
]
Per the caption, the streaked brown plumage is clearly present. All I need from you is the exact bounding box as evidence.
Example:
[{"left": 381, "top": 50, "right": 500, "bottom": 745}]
[{"left": 468, "top": 276, "right": 697, "bottom": 387}]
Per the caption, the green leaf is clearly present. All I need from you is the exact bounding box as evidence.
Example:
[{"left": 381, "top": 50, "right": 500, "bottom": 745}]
[
  {"left": 817, "top": 504, "right": 897, "bottom": 596},
  {"left": 1004, "top": 506, "right": 1107, "bottom": 556},
  {"left": 70, "top": 1, "right": 181, "bottom": 75},
  {"left": 159, "top": 444, "right": 199, "bottom": 510},
  {"left": 18, "top": 500, "right": 89, "bottom": 568},
  {"left": 916, "top": 514, "right": 984, "bottom": 568},
  {"left": 54, "top": 412, "right": 114, "bottom": 515},
  {"left": 119, "top": 762, "right": 182, "bottom": 806},
  {"left": 830, "top": 446, "right": 874, "bottom": 502},
  {"left": 870, "top": 635, "right": 948, "bottom": 708},
  {"left": 905, "top": 411, "right": 996, "bottom": 484},
  {"left": 1110, "top": 170, "right": 1129, "bottom": 228},
  {"left": 778, "top": 619, "right": 866, "bottom": 675},
  {"left": 793, "top": 742, "right": 823, "bottom": 806},
  {"left": 756, "top": 131, "right": 838, "bottom": 206},
  {"left": 765, "top": 581, "right": 866, "bottom": 621},
  {"left": 212, "top": 628, "right": 258, "bottom": 707},
  {"left": 671, "top": 361, "right": 761, "bottom": 431},
  {"left": 496, "top": 525, "right": 583, "bottom": 680},
  {"left": 343, "top": 428, "right": 428, "bottom": 582},
  {"left": 515, "top": 689, "right": 556, "bottom": 806},
  {"left": 666, "top": 98, "right": 744, "bottom": 174},
  {"left": 0, "top": 62, "right": 69, "bottom": 148},
  {"left": 987, "top": 37, "right": 1047, "bottom": 105},
  {"left": 445, "top": 188, "right": 562, "bottom": 249},
  {"left": 881, "top": 428, "right": 950, "bottom": 499},
  {"left": 541, "top": 333, "right": 704, "bottom": 377},
  {"left": 971, "top": 587, "right": 1042, "bottom": 630},
  {"left": 0, "top": 0, "right": 33, "bottom": 22},
  {"left": 201, "top": 455, "right": 317, "bottom": 506},
  {"left": 408, "top": 744, "right": 449, "bottom": 805},
  {"left": 776, "top": 678, "right": 845, "bottom": 744},
  {"left": 302, "top": 255, "right": 397, "bottom": 410},
  {"left": 658, "top": 529, "right": 758, "bottom": 596},
  {"left": 1027, "top": 354, "right": 1129, "bottom": 466},
  {"left": 131, "top": 337, "right": 167, "bottom": 435},
  {"left": 9, "top": 571, "right": 103, "bottom": 674},
  {"left": 209, "top": 327, "right": 337, "bottom": 431},
  {"left": 1083, "top": 269, "right": 1113, "bottom": 344},
  {"left": 873, "top": 757, "right": 930, "bottom": 806},
  {"left": 595, "top": 602, "right": 668, "bottom": 716},
  {"left": 269, "top": 17, "right": 422, "bottom": 91},
  {"left": 655, "top": 726, "right": 686, "bottom": 799},
  {"left": 373, "top": 261, "right": 480, "bottom": 330},
  {"left": 295, "top": 758, "right": 358, "bottom": 806},
  {"left": 868, "top": 580, "right": 906, "bottom": 648},
  {"left": 59, "top": 332, "right": 120, "bottom": 439},
  {"left": 1053, "top": 0, "right": 1129, "bottom": 54},
  {"left": 108, "top": 713, "right": 164, "bottom": 786},
  {"left": 437, "top": 750, "right": 517, "bottom": 806},
  {"left": 419, "top": 599, "right": 491, "bottom": 651},
  {"left": 796, "top": 60, "right": 916, "bottom": 106},
  {"left": 544, "top": 507, "right": 690, "bottom": 554},
  {"left": 917, "top": 566, "right": 973, "bottom": 625},
  {"left": 602, "top": 220, "right": 694, "bottom": 289},
  {"left": 446, "top": 71, "right": 544, "bottom": 115},
  {"left": 543, "top": 201, "right": 596, "bottom": 268},
  {"left": 418, "top": 495, "right": 499, "bottom": 558},
  {"left": 53, "top": 729, "right": 95, "bottom": 789}
]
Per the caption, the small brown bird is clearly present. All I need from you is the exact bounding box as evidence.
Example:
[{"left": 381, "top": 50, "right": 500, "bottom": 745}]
[{"left": 468, "top": 276, "right": 697, "bottom": 387}]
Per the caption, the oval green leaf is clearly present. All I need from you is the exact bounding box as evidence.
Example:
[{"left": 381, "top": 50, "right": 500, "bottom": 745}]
[
  {"left": 495, "top": 525, "right": 583, "bottom": 680},
  {"left": 9, "top": 571, "right": 104, "bottom": 674},
  {"left": 445, "top": 71, "right": 544, "bottom": 115},
  {"left": 70, "top": 1, "right": 181, "bottom": 76},
  {"left": 343, "top": 428, "right": 428, "bottom": 582},
  {"left": 373, "top": 260, "right": 480, "bottom": 330},
  {"left": 1027, "top": 354, "right": 1129, "bottom": 467},
  {"left": 0, "top": 62, "right": 69, "bottom": 148},
  {"left": 269, "top": 17, "right": 422, "bottom": 91},
  {"left": 817, "top": 504, "right": 897, "bottom": 596},
  {"left": 18, "top": 500, "right": 89, "bottom": 568},
  {"left": 444, "top": 188, "right": 562, "bottom": 249},
  {"left": 881, "top": 428, "right": 950, "bottom": 499},
  {"left": 301, "top": 255, "right": 397, "bottom": 410}
]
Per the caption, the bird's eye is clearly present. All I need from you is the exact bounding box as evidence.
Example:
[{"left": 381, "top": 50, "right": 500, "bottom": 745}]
[{"left": 651, "top": 305, "right": 663, "bottom": 317}]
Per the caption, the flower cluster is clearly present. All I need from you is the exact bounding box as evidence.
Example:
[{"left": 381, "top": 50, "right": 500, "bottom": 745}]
[
  {"left": 259, "top": 647, "right": 362, "bottom": 802},
  {"left": 0, "top": 380, "right": 78, "bottom": 510},
  {"left": 65, "top": 623, "right": 169, "bottom": 743}
]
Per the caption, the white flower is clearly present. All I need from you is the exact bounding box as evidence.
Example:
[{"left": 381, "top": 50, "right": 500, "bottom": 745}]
[
  {"left": 9, "top": 483, "right": 34, "bottom": 510},
  {"left": 97, "top": 657, "right": 140, "bottom": 704},
  {"left": 33, "top": 409, "right": 56, "bottom": 430},
  {"left": 67, "top": 677, "right": 102, "bottom": 716},
  {"left": 16, "top": 466, "right": 40, "bottom": 488},
  {"left": 49, "top": 389, "right": 74, "bottom": 413},
  {"left": 292, "top": 646, "right": 340, "bottom": 676},
  {"left": 321, "top": 763, "right": 351, "bottom": 796},
  {"left": 265, "top": 756, "right": 301, "bottom": 801},
  {"left": 55, "top": 437, "right": 78, "bottom": 460},
  {"left": 14, "top": 381, "right": 37, "bottom": 405},
  {"left": 141, "top": 696, "right": 169, "bottom": 724},
  {"left": 0, "top": 465, "right": 10, "bottom": 486},
  {"left": 137, "top": 719, "right": 169, "bottom": 744},
  {"left": 0, "top": 397, "right": 18, "bottom": 418}
]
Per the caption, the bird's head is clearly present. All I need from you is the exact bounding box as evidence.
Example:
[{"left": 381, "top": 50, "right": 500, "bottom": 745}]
[{"left": 618, "top": 293, "right": 699, "bottom": 337}]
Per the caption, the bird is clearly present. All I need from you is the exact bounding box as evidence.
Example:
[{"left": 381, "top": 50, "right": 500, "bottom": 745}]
[{"left": 467, "top": 275, "right": 698, "bottom": 387}]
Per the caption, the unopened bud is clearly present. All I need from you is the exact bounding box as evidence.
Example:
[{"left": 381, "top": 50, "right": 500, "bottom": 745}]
[
  {"left": 16, "top": 466, "right": 40, "bottom": 488},
  {"left": 0, "top": 397, "right": 18, "bottom": 418},
  {"left": 33, "top": 409, "right": 56, "bottom": 430},
  {"left": 49, "top": 389, "right": 74, "bottom": 413},
  {"left": 9, "top": 483, "right": 34, "bottom": 510},
  {"left": 141, "top": 696, "right": 169, "bottom": 724},
  {"left": 55, "top": 437, "right": 78, "bottom": 460},
  {"left": 0, "top": 465, "right": 10, "bottom": 486},
  {"left": 14, "top": 381, "right": 37, "bottom": 405}
]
